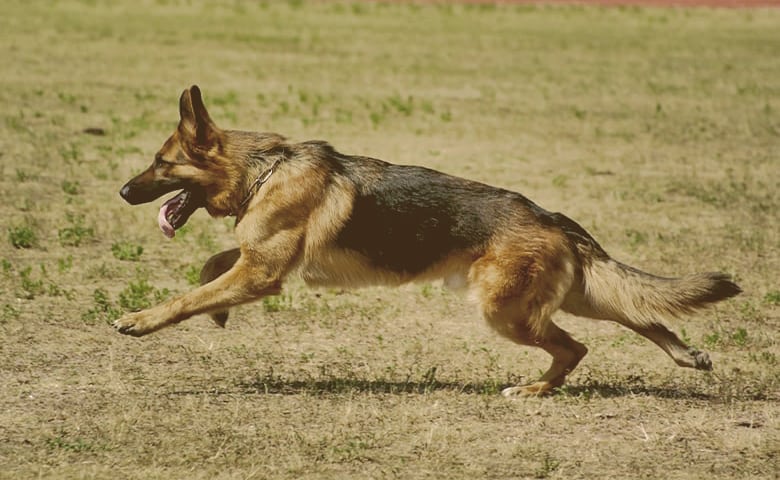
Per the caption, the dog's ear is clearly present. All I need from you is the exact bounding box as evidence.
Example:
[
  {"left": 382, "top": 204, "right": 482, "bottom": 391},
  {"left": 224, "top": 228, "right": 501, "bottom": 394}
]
[{"left": 178, "top": 85, "right": 220, "bottom": 152}]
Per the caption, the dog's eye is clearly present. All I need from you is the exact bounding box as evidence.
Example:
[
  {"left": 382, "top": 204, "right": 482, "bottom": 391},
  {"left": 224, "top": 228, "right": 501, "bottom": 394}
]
[{"left": 154, "top": 155, "right": 169, "bottom": 167}]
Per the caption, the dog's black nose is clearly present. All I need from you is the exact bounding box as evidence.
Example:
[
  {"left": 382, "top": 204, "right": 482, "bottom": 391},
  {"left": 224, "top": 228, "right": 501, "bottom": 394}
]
[{"left": 120, "top": 184, "right": 131, "bottom": 200}]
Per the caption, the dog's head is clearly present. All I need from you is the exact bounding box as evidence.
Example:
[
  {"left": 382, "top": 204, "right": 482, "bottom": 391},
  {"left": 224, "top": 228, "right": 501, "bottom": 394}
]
[{"left": 119, "top": 85, "right": 224, "bottom": 238}]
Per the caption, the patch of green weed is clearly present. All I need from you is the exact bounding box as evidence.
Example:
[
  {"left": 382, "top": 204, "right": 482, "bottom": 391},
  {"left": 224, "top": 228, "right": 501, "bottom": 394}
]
[
  {"left": 61, "top": 180, "right": 81, "bottom": 195},
  {"left": 211, "top": 90, "right": 239, "bottom": 107},
  {"left": 16, "top": 265, "right": 73, "bottom": 300},
  {"left": 262, "top": 293, "right": 293, "bottom": 313},
  {"left": 18, "top": 267, "right": 45, "bottom": 299},
  {"left": 111, "top": 241, "right": 144, "bottom": 261},
  {"left": 57, "top": 255, "right": 73, "bottom": 273},
  {"left": 534, "top": 453, "right": 561, "bottom": 479},
  {"left": 748, "top": 351, "right": 777, "bottom": 366},
  {"left": 1, "top": 304, "right": 20, "bottom": 323},
  {"left": 58, "top": 213, "right": 95, "bottom": 247},
  {"left": 763, "top": 290, "right": 780, "bottom": 306},
  {"left": 184, "top": 265, "right": 201, "bottom": 286},
  {"left": 8, "top": 224, "right": 37, "bottom": 249},
  {"left": 45, "top": 429, "right": 107, "bottom": 453},
  {"left": 552, "top": 174, "right": 568, "bottom": 188},
  {"left": 15, "top": 169, "right": 38, "bottom": 182},
  {"left": 118, "top": 276, "right": 170, "bottom": 312},
  {"left": 59, "top": 143, "right": 81, "bottom": 164},
  {"left": 703, "top": 326, "right": 750, "bottom": 348},
  {"left": 82, "top": 288, "right": 122, "bottom": 324},
  {"left": 625, "top": 228, "right": 647, "bottom": 248}
]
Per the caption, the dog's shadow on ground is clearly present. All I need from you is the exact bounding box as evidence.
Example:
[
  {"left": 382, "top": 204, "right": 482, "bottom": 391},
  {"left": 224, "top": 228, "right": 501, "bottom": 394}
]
[
  {"left": 237, "top": 378, "right": 708, "bottom": 400},
  {"left": 171, "top": 376, "right": 769, "bottom": 401}
]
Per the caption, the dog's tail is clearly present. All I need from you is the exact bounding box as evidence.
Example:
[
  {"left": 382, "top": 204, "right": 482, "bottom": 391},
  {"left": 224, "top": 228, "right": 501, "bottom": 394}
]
[
  {"left": 571, "top": 257, "right": 741, "bottom": 327},
  {"left": 550, "top": 212, "right": 741, "bottom": 326}
]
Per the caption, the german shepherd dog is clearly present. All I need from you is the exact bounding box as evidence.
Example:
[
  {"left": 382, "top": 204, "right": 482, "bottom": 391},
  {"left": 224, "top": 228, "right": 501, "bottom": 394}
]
[{"left": 116, "top": 85, "right": 740, "bottom": 396}]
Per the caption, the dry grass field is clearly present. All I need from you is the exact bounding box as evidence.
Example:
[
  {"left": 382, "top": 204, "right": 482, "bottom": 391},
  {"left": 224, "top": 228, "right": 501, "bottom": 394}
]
[{"left": 1, "top": 1, "right": 778, "bottom": 478}]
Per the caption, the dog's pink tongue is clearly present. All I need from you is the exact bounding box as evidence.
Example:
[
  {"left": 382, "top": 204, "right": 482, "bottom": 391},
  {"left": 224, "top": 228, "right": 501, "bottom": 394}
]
[{"left": 158, "top": 203, "right": 176, "bottom": 239}]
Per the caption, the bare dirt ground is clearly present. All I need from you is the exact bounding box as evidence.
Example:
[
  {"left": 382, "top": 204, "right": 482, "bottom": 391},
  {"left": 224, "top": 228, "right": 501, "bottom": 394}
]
[{"left": 1, "top": 1, "right": 778, "bottom": 479}]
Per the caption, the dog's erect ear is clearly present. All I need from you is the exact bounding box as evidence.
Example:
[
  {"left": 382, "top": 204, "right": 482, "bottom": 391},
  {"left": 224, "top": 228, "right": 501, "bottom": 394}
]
[{"left": 178, "top": 85, "right": 220, "bottom": 151}]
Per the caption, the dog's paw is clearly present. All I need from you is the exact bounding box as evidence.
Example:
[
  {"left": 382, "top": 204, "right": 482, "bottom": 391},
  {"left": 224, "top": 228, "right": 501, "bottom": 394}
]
[
  {"left": 501, "top": 382, "right": 556, "bottom": 398},
  {"left": 113, "top": 311, "right": 158, "bottom": 337},
  {"left": 690, "top": 349, "right": 713, "bottom": 371}
]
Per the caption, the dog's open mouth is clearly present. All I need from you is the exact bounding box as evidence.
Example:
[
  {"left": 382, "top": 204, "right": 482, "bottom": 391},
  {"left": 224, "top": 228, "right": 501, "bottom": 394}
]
[{"left": 157, "top": 189, "right": 204, "bottom": 238}]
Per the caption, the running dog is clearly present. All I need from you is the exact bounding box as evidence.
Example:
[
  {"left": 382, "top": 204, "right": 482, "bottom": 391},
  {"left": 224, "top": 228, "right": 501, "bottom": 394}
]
[{"left": 116, "top": 85, "right": 740, "bottom": 396}]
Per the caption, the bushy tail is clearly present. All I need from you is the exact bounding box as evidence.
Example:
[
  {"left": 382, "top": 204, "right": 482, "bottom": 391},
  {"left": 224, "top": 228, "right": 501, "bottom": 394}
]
[
  {"left": 576, "top": 258, "right": 741, "bottom": 326},
  {"left": 546, "top": 210, "right": 740, "bottom": 326}
]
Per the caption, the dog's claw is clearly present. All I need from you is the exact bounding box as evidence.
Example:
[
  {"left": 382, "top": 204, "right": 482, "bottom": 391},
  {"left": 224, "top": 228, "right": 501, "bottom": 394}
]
[
  {"left": 114, "top": 320, "right": 139, "bottom": 337},
  {"left": 115, "top": 324, "right": 140, "bottom": 337}
]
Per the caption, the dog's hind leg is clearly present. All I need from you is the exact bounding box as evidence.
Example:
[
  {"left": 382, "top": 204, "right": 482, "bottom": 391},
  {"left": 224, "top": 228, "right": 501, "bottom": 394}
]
[
  {"left": 200, "top": 248, "right": 241, "bottom": 327},
  {"left": 507, "top": 323, "right": 588, "bottom": 396},
  {"left": 472, "top": 238, "right": 586, "bottom": 396},
  {"left": 623, "top": 322, "right": 711, "bottom": 370},
  {"left": 482, "top": 296, "right": 588, "bottom": 397},
  {"left": 561, "top": 291, "right": 712, "bottom": 371},
  {"left": 560, "top": 259, "right": 739, "bottom": 372}
]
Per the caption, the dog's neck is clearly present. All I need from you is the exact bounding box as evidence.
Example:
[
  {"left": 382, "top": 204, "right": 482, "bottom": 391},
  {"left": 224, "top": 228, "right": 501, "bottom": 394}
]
[
  {"left": 204, "top": 132, "right": 290, "bottom": 219},
  {"left": 230, "top": 154, "right": 285, "bottom": 222}
]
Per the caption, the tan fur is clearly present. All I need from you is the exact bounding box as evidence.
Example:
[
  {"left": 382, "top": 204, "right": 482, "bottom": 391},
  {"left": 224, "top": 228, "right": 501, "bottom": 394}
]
[
  {"left": 572, "top": 260, "right": 733, "bottom": 324},
  {"left": 115, "top": 85, "right": 740, "bottom": 397}
]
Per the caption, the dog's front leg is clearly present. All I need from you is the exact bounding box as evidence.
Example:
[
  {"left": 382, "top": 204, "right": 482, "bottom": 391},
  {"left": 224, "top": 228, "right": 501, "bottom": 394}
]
[{"left": 113, "top": 258, "right": 282, "bottom": 337}]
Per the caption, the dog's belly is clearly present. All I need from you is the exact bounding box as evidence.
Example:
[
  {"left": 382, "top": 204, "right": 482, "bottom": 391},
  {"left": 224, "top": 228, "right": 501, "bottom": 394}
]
[
  {"left": 297, "top": 245, "right": 474, "bottom": 291},
  {"left": 297, "top": 247, "right": 407, "bottom": 288}
]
